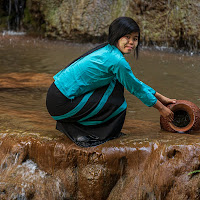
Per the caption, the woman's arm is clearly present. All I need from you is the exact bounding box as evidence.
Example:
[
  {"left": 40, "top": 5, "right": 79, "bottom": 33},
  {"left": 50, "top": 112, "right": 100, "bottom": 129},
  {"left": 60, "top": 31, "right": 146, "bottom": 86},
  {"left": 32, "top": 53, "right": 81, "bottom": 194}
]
[
  {"left": 155, "top": 92, "right": 176, "bottom": 105},
  {"left": 154, "top": 92, "right": 176, "bottom": 121},
  {"left": 111, "top": 59, "right": 176, "bottom": 120},
  {"left": 153, "top": 99, "right": 174, "bottom": 122},
  {"left": 111, "top": 59, "right": 157, "bottom": 107}
]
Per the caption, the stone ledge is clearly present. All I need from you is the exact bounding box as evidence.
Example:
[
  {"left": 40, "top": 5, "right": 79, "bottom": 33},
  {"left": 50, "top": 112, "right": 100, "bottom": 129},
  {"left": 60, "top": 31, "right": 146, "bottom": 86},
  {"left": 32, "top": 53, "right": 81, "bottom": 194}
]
[{"left": 1, "top": 120, "right": 200, "bottom": 199}]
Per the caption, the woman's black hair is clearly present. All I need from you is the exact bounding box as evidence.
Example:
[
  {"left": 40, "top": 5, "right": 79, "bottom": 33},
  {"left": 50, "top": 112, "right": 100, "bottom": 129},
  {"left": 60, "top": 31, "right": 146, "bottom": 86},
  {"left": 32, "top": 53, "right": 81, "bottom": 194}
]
[
  {"left": 108, "top": 17, "right": 140, "bottom": 59},
  {"left": 65, "top": 17, "right": 140, "bottom": 69}
]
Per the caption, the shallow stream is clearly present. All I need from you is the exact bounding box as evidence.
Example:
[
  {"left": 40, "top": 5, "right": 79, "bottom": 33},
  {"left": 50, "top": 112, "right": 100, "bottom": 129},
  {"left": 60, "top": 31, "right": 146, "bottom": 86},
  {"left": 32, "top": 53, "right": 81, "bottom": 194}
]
[{"left": 0, "top": 34, "right": 200, "bottom": 134}]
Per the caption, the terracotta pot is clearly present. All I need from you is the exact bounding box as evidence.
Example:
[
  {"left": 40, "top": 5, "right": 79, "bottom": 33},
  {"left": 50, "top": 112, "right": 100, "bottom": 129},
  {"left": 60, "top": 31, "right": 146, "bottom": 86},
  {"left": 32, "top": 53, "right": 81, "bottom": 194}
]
[{"left": 160, "top": 100, "right": 200, "bottom": 133}]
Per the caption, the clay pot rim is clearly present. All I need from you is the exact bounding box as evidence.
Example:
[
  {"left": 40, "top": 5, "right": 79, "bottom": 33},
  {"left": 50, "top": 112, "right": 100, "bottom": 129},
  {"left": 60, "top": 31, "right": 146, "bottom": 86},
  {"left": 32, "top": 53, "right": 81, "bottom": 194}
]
[{"left": 169, "top": 103, "right": 195, "bottom": 132}]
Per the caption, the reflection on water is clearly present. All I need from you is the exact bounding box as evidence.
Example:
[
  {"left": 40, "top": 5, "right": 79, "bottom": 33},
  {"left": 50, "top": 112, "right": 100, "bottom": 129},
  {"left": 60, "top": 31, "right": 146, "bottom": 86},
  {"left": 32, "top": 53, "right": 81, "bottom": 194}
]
[{"left": 0, "top": 35, "right": 200, "bottom": 133}]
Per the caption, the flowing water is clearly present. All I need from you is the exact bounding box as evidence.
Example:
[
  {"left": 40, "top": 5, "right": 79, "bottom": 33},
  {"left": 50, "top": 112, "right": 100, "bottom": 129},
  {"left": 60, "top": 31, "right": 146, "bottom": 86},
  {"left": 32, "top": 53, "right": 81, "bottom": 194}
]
[
  {"left": 0, "top": 34, "right": 200, "bottom": 135},
  {"left": 1, "top": 34, "right": 200, "bottom": 200}
]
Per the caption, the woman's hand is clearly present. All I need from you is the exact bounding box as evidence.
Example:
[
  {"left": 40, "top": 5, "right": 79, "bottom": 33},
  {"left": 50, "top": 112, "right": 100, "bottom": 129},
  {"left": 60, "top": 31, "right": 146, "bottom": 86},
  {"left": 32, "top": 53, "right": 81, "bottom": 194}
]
[
  {"left": 158, "top": 106, "right": 174, "bottom": 122},
  {"left": 155, "top": 92, "right": 176, "bottom": 105},
  {"left": 153, "top": 99, "right": 174, "bottom": 122}
]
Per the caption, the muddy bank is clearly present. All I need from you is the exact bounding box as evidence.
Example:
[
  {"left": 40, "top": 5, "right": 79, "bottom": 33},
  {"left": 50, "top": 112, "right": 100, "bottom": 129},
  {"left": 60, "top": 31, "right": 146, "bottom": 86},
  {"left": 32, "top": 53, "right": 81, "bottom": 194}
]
[{"left": 1, "top": 120, "right": 200, "bottom": 199}]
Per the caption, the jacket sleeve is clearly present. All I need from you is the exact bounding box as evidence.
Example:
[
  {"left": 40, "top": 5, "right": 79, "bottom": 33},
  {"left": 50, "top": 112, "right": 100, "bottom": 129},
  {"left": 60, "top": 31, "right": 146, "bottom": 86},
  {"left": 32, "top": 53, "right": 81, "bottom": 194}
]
[{"left": 111, "top": 58, "right": 157, "bottom": 107}]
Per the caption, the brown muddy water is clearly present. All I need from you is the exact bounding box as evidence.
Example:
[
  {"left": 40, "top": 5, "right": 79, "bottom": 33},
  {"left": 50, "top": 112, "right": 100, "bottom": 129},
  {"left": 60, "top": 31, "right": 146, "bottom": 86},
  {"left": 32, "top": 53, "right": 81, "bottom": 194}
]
[{"left": 0, "top": 35, "right": 200, "bottom": 135}]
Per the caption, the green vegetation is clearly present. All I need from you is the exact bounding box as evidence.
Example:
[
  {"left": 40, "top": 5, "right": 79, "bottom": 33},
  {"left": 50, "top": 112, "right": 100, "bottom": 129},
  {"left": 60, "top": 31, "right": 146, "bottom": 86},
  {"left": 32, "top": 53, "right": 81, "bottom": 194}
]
[{"left": 188, "top": 170, "right": 200, "bottom": 175}]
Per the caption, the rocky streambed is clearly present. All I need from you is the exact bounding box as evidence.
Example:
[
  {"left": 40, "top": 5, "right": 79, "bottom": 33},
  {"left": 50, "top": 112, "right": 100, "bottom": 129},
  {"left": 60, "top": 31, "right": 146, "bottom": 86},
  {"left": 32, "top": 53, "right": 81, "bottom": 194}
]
[{"left": 1, "top": 120, "right": 200, "bottom": 200}]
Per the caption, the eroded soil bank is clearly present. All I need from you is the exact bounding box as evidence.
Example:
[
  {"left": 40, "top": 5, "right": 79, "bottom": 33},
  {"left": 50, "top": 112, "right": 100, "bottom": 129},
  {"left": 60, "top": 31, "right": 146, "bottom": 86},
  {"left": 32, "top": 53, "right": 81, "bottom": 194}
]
[{"left": 1, "top": 120, "right": 200, "bottom": 200}]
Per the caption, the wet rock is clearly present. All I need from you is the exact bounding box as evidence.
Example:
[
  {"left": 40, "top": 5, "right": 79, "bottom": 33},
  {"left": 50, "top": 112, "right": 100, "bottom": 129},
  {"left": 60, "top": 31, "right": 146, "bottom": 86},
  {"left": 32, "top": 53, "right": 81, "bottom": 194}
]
[
  {"left": 0, "top": 0, "right": 199, "bottom": 50},
  {"left": 0, "top": 159, "right": 69, "bottom": 199},
  {"left": 1, "top": 120, "right": 200, "bottom": 199},
  {"left": 24, "top": 0, "right": 200, "bottom": 50},
  {"left": 0, "top": 72, "right": 53, "bottom": 89}
]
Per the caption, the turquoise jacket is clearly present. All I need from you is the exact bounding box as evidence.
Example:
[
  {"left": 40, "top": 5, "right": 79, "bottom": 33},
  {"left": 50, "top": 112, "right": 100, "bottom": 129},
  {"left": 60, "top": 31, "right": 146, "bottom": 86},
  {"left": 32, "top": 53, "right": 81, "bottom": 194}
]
[{"left": 54, "top": 44, "right": 157, "bottom": 107}]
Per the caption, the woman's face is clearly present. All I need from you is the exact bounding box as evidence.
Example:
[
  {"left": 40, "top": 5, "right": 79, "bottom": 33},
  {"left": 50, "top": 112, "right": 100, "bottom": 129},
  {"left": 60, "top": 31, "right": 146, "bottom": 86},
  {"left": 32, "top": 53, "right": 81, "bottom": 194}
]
[{"left": 116, "top": 32, "right": 139, "bottom": 54}]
